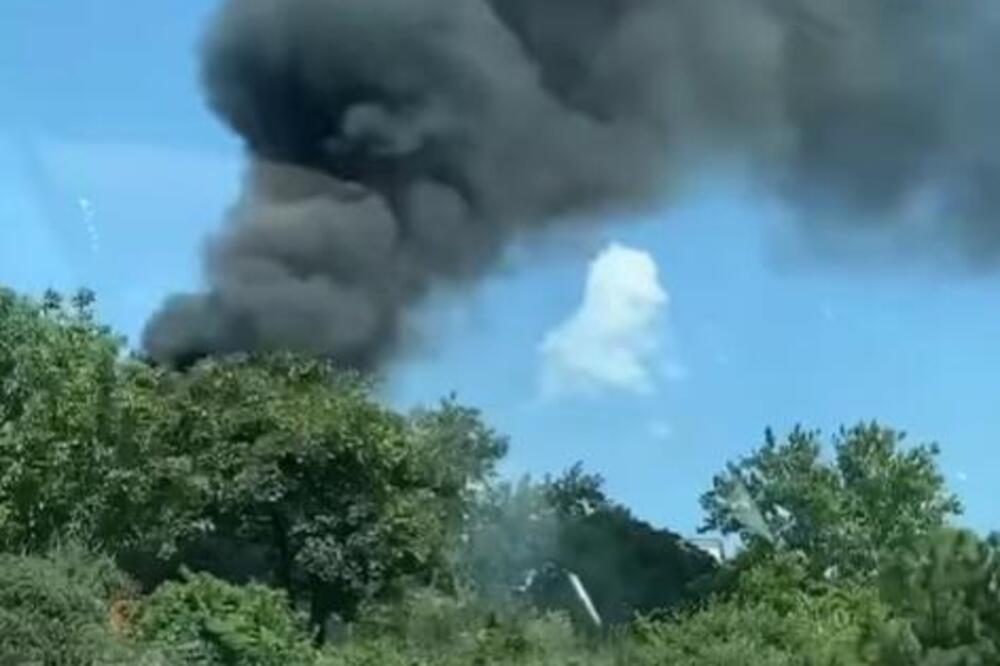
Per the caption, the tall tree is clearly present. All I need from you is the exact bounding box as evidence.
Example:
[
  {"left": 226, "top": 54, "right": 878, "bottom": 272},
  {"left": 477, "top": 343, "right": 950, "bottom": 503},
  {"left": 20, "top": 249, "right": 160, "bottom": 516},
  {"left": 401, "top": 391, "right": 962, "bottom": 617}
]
[
  {"left": 0, "top": 288, "right": 508, "bottom": 640},
  {"left": 868, "top": 528, "right": 1000, "bottom": 664},
  {"left": 0, "top": 288, "right": 123, "bottom": 552},
  {"left": 700, "top": 423, "right": 962, "bottom": 582},
  {"left": 464, "top": 464, "right": 717, "bottom": 624},
  {"left": 116, "top": 354, "right": 507, "bottom": 638},
  {"left": 544, "top": 465, "right": 717, "bottom": 623}
]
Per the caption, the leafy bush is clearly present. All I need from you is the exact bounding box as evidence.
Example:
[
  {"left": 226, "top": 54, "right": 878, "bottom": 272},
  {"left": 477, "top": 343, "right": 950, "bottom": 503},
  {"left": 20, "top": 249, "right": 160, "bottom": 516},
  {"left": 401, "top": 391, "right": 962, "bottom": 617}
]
[
  {"left": 630, "top": 585, "right": 886, "bottom": 666},
  {"left": 132, "top": 570, "right": 317, "bottom": 666},
  {"left": 0, "top": 546, "right": 141, "bottom": 665},
  {"left": 321, "top": 587, "right": 615, "bottom": 666}
]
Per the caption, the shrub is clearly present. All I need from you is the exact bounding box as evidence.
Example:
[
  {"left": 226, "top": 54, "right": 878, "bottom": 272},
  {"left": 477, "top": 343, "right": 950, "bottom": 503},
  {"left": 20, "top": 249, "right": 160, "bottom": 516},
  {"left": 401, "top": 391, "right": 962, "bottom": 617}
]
[
  {"left": 629, "top": 583, "right": 886, "bottom": 666},
  {"left": 322, "top": 587, "right": 616, "bottom": 666},
  {"left": 133, "top": 570, "right": 317, "bottom": 666},
  {"left": 0, "top": 546, "right": 140, "bottom": 665}
]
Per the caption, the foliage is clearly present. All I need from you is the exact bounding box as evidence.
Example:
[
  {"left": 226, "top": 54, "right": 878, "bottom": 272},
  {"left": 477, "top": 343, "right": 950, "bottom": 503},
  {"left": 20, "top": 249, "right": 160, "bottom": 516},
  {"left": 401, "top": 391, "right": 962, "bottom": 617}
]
[
  {"left": 464, "top": 464, "right": 716, "bottom": 625},
  {"left": 401, "top": 397, "right": 510, "bottom": 590},
  {"left": 318, "top": 580, "right": 886, "bottom": 666},
  {"left": 543, "top": 465, "right": 717, "bottom": 623},
  {"left": 461, "top": 476, "right": 561, "bottom": 601},
  {"left": 863, "top": 528, "right": 1000, "bottom": 664},
  {"left": 3, "top": 286, "right": 998, "bottom": 665},
  {"left": 630, "top": 586, "right": 881, "bottom": 666},
  {"left": 0, "top": 289, "right": 509, "bottom": 638},
  {"left": 0, "top": 545, "right": 147, "bottom": 665},
  {"left": 104, "top": 354, "right": 509, "bottom": 640},
  {"left": 133, "top": 570, "right": 317, "bottom": 666},
  {"left": 700, "top": 423, "right": 962, "bottom": 582},
  {"left": 126, "top": 356, "right": 436, "bottom": 626},
  {"left": 321, "top": 587, "right": 611, "bottom": 666},
  {"left": 0, "top": 288, "right": 124, "bottom": 552}
]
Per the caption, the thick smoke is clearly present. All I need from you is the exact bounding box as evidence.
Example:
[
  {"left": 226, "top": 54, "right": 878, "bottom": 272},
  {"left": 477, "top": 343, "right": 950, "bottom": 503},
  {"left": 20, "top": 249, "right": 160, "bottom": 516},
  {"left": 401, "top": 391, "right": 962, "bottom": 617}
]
[{"left": 144, "top": 0, "right": 1000, "bottom": 368}]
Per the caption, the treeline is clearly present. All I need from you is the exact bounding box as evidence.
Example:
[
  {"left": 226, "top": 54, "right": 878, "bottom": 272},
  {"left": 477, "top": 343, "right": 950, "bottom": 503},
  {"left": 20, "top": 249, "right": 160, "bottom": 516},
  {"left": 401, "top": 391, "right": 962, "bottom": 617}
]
[{"left": 0, "top": 286, "right": 998, "bottom": 665}]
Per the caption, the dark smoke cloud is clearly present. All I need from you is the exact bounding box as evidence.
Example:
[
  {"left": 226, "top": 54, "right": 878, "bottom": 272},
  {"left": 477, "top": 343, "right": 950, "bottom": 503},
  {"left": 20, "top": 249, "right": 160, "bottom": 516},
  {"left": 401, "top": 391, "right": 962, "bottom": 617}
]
[{"left": 144, "top": 0, "right": 1000, "bottom": 368}]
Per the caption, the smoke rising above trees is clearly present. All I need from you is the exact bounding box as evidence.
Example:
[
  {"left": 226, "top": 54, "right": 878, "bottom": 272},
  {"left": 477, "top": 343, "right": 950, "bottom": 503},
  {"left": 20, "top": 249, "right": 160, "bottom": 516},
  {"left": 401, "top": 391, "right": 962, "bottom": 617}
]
[{"left": 143, "top": 0, "right": 1000, "bottom": 369}]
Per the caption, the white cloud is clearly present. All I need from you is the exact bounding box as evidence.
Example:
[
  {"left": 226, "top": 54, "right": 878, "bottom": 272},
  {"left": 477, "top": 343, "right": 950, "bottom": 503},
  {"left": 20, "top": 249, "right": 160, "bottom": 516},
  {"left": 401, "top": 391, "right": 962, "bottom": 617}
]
[{"left": 539, "top": 242, "right": 672, "bottom": 398}]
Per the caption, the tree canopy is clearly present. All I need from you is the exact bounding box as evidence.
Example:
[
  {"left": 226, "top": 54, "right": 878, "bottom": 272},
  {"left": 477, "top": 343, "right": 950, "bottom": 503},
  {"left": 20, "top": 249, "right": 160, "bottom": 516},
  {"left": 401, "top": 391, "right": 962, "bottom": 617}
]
[
  {"left": 0, "top": 285, "right": 994, "bottom": 665},
  {"left": 0, "top": 288, "right": 509, "bottom": 636},
  {"left": 700, "top": 423, "right": 963, "bottom": 582}
]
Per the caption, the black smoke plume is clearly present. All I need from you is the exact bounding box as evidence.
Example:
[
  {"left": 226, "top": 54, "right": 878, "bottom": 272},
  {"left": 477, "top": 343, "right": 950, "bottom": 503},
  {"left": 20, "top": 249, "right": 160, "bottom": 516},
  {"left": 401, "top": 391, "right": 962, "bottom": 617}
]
[{"left": 144, "top": 0, "right": 1000, "bottom": 369}]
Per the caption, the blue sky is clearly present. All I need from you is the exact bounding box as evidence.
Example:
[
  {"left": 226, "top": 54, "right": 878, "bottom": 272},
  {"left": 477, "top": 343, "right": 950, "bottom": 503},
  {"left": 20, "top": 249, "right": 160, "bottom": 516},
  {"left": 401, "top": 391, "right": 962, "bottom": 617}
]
[{"left": 2, "top": 1, "right": 998, "bottom": 537}]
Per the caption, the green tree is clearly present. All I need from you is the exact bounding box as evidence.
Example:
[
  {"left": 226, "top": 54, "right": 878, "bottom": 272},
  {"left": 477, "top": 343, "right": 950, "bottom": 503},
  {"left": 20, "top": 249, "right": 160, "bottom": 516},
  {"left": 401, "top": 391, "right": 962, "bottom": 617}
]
[
  {"left": 403, "top": 397, "right": 509, "bottom": 591},
  {"left": 0, "top": 288, "right": 507, "bottom": 641},
  {"left": 461, "top": 476, "right": 559, "bottom": 602},
  {"left": 542, "top": 465, "right": 717, "bottom": 624},
  {"left": 0, "top": 288, "right": 125, "bottom": 552},
  {"left": 464, "top": 464, "right": 717, "bottom": 625},
  {"left": 113, "top": 355, "right": 507, "bottom": 639},
  {"left": 864, "top": 528, "right": 1000, "bottom": 665},
  {"left": 700, "top": 423, "right": 961, "bottom": 582}
]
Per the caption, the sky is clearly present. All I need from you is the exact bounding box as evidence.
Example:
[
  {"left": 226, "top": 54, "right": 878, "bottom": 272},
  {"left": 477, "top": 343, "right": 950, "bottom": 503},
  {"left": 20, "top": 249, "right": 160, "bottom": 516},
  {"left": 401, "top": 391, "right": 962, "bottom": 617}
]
[{"left": 2, "top": 1, "right": 999, "bottom": 538}]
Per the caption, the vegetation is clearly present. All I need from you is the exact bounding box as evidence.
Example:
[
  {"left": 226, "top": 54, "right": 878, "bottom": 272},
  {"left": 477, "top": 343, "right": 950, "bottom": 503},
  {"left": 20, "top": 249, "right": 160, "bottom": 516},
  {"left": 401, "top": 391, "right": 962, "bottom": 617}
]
[
  {"left": 0, "top": 545, "right": 153, "bottom": 665},
  {"left": 0, "top": 286, "right": 996, "bottom": 665},
  {"left": 700, "top": 424, "right": 963, "bottom": 583},
  {"left": 132, "top": 571, "right": 316, "bottom": 665}
]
